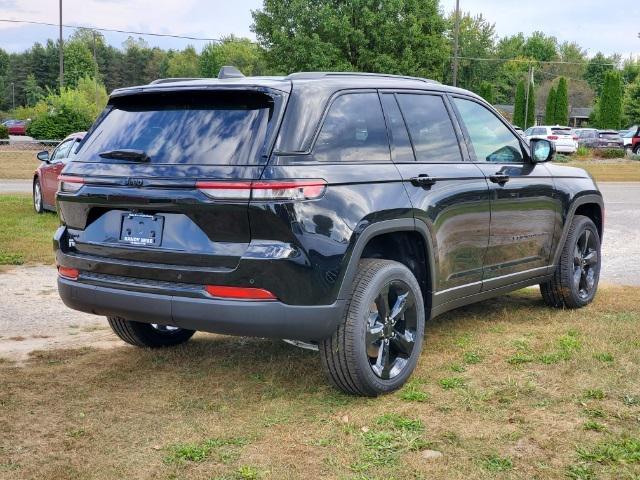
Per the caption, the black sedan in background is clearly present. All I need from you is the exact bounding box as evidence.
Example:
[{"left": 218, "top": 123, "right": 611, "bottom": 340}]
[{"left": 575, "top": 128, "right": 624, "bottom": 149}]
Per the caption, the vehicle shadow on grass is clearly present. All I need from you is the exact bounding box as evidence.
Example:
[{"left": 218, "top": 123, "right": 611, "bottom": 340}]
[{"left": 18, "top": 290, "right": 549, "bottom": 404}]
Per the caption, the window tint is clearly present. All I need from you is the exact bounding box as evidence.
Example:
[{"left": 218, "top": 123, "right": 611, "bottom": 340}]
[
  {"left": 532, "top": 127, "right": 546, "bottom": 136},
  {"left": 314, "top": 93, "right": 390, "bottom": 162},
  {"left": 51, "top": 140, "right": 74, "bottom": 162},
  {"left": 453, "top": 98, "right": 523, "bottom": 163},
  {"left": 78, "top": 91, "right": 274, "bottom": 165},
  {"left": 380, "top": 94, "right": 414, "bottom": 162},
  {"left": 396, "top": 94, "right": 462, "bottom": 163}
]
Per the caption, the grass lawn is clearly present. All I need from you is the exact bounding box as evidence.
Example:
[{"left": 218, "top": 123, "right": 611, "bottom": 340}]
[
  {"left": 0, "top": 151, "right": 39, "bottom": 179},
  {"left": 0, "top": 194, "right": 59, "bottom": 265},
  {"left": 567, "top": 160, "right": 640, "bottom": 182},
  {"left": 1, "top": 286, "right": 639, "bottom": 479}
]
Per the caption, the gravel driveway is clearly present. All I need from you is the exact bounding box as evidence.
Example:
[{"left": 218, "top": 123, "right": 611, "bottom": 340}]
[{"left": 0, "top": 182, "right": 638, "bottom": 362}]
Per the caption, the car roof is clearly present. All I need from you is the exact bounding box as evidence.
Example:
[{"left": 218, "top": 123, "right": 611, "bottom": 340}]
[
  {"left": 63, "top": 131, "right": 86, "bottom": 141},
  {"left": 110, "top": 71, "right": 473, "bottom": 99}
]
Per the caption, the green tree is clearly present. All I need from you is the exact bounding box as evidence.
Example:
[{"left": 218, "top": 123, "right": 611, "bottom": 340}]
[
  {"left": 200, "top": 36, "right": 267, "bottom": 77},
  {"left": 445, "top": 12, "right": 496, "bottom": 91},
  {"left": 597, "top": 70, "right": 623, "bottom": 129},
  {"left": 477, "top": 81, "right": 495, "bottom": 104},
  {"left": 252, "top": 0, "right": 450, "bottom": 79},
  {"left": 525, "top": 81, "right": 535, "bottom": 129},
  {"left": 513, "top": 80, "right": 526, "bottom": 128},
  {"left": 623, "top": 78, "right": 640, "bottom": 126},
  {"left": 545, "top": 86, "right": 556, "bottom": 124},
  {"left": 166, "top": 46, "right": 200, "bottom": 77},
  {"left": 64, "top": 40, "right": 97, "bottom": 88},
  {"left": 24, "top": 73, "right": 44, "bottom": 106},
  {"left": 554, "top": 77, "right": 569, "bottom": 125},
  {"left": 584, "top": 52, "right": 616, "bottom": 96},
  {"left": 522, "top": 31, "right": 558, "bottom": 62}
]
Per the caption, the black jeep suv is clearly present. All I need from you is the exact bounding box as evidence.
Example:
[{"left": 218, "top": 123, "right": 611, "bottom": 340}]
[{"left": 56, "top": 69, "right": 603, "bottom": 396}]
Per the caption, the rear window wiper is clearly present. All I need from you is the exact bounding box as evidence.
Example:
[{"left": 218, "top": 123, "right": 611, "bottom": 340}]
[{"left": 98, "top": 149, "right": 151, "bottom": 162}]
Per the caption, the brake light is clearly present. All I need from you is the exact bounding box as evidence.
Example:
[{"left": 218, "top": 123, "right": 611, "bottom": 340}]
[
  {"left": 58, "top": 266, "right": 79, "bottom": 280},
  {"left": 58, "top": 175, "right": 84, "bottom": 193},
  {"left": 196, "top": 180, "right": 327, "bottom": 201},
  {"left": 204, "top": 285, "right": 277, "bottom": 301},
  {"left": 573, "top": 135, "right": 579, "bottom": 141},
  {"left": 547, "top": 135, "right": 559, "bottom": 141}
]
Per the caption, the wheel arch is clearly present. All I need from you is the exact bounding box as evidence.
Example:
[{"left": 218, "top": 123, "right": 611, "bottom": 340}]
[
  {"left": 552, "top": 194, "right": 604, "bottom": 266},
  {"left": 337, "top": 219, "right": 436, "bottom": 316}
]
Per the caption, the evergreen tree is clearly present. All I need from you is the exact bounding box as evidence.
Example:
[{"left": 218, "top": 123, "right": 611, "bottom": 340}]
[
  {"left": 554, "top": 77, "right": 569, "bottom": 125},
  {"left": 545, "top": 86, "right": 556, "bottom": 124},
  {"left": 525, "top": 81, "right": 535, "bottom": 129},
  {"left": 24, "top": 73, "right": 44, "bottom": 106},
  {"left": 513, "top": 80, "right": 526, "bottom": 128},
  {"left": 623, "top": 78, "right": 640, "bottom": 126},
  {"left": 598, "top": 71, "right": 623, "bottom": 129},
  {"left": 478, "top": 81, "right": 495, "bottom": 104}
]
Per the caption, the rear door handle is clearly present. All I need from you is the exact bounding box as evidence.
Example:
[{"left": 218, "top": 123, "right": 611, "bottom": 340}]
[
  {"left": 489, "top": 173, "right": 510, "bottom": 185},
  {"left": 410, "top": 175, "right": 437, "bottom": 188}
]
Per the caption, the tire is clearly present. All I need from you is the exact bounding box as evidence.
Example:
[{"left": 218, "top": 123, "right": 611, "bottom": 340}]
[
  {"left": 319, "top": 259, "right": 425, "bottom": 396},
  {"left": 107, "top": 316, "right": 195, "bottom": 348},
  {"left": 540, "top": 215, "right": 601, "bottom": 309},
  {"left": 633, "top": 144, "right": 640, "bottom": 155},
  {"left": 33, "top": 178, "right": 44, "bottom": 214}
]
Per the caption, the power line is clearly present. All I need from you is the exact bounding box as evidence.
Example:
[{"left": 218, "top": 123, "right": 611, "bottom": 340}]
[
  {"left": 451, "top": 55, "right": 617, "bottom": 66},
  {"left": 0, "top": 18, "right": 221, "bottom": 42}
]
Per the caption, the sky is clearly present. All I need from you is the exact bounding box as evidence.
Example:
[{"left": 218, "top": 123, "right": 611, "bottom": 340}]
[{"left": 0, "top": 0, "right": 638, "bottom": 59}]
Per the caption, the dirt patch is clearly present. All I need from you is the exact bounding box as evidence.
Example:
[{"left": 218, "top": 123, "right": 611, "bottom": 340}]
[{"left": 0, "top": 265, "right": 120, "bottom": 363}]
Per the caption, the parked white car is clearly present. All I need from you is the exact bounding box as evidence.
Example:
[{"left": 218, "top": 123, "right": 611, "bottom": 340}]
[{"left": 524, "top": 125, "right": 578, "bottom": 154}]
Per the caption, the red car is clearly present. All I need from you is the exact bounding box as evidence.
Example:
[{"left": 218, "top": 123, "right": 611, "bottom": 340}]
[
  {"left": 2, "top": 120, "right": 28, "bottom": 135},
  {"left": 33, "top": 132, "right": 86, "bottom": 213}
]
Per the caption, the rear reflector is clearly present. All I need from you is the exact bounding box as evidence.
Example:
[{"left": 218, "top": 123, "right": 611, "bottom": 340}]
[
  {"left": 196, "top": 180, "right": 327, "bottom": 201},
  {"left": 547, "top": 135, "right": 559, "bottom": 140},
  {"left": 204, "top": 285, "right": 277, "bottom": 301},
  {"left": 58, "top": 266, "right": 79, "bottom": 280},
  {"left": 58, "top": 175, "right": 85, "bottom": 193}
]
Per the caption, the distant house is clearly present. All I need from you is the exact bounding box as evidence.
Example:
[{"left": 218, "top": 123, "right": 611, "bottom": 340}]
[{"left": 494, "top": 105, "right": 593, "bottom": 128}]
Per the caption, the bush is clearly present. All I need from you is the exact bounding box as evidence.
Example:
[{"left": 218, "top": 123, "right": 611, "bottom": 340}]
[
  {"left": 23, "top": 76, "right": 107, "bottom": 140},
  {"left": 593, "top": 148, "right": 625, "bottom": 159},
  {"left": 576, "top": 145, "right": 590, "bottom": 157},
  {"left": 0, "top": 124, "right": 8, "bottom": 139}
]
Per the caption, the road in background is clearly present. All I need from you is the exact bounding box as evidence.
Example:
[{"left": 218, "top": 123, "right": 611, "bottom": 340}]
[
  {"left": 0, "top": 179, "right": 32, "bottom": 193},
  {"left": 598, "top": 182, "right": 640, "bottom": 286}
]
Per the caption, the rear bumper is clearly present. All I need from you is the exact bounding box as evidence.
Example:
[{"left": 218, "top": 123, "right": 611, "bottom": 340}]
[
  {"left": 555, "top": 143, "right": 577, "bottom": 153},
  {"left": 58, "top": 277, "right": 344, "bottom": 341}
]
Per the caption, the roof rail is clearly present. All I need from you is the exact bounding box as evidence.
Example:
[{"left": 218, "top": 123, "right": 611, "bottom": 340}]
[
  {"left": 285, "top": 71, "right": 441, "bottom": 84},
  {"left": 149, "top": 78, "right": 202, "bottom": 85}
]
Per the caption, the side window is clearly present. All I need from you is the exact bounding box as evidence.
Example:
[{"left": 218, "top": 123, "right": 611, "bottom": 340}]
[
  {"left": 453, "top": 98, "right": 524, "bottom": 163},
  {"left": 380, "top": 94, "right": 414, "bottom": 162},
  {"left": 533, "top": 127, "right": 546, "bottom": 136},
  {"left": 396, "top": 94, "right": 463, "bottom": 163},
  {"left": 50, "top": 140, "right": 74, "bottom": 162},
  {"left": 313, "top": 93, "right": 390, "bottom": 162}
]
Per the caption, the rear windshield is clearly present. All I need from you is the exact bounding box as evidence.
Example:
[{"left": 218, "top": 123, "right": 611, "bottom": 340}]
[
  {"left": 599, "top": 132, "right": 620, "bottom": 139},
  {"left": 551, "top": 128, "right": 572, "bottom": 136},
  {"left": 77, "top": 91, "right": 275, "bottom": 165}
]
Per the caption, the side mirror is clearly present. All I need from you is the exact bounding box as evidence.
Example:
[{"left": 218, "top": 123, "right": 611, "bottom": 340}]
[
  {"left": 530, "top": 138, "right": 555, "bottom": 163},
  {"left": 37, "top": 150, "right": 50, "bottom": 163}
]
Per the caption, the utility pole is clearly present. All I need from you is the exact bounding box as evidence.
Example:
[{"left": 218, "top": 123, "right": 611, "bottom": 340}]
[
  {"left": 93, "top": 30, "right": 98, "bottom": 106},
  {"left": 59, "top": 0, "right": 64, "bottom": 89},
  {"left": 452, "top": 0, "right": 460, "bottom": 87},
  {"left": 524, "top": 65, "right": 533, "bottom": 129}
]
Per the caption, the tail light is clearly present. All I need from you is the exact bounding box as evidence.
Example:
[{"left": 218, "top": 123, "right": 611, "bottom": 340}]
[
  {"left": 196, "top": 180, "right": 327, "bottom": 201},
  {"left": 547, "top": 135, "right": 559, "bottom": 141},
  {"left": 58, "top": 175, "right": 84, "bottom": 193},
  {"left": 58, "top": 266, "right": 79, "bottom": 280},
  {"left": 204, "top": 285, "right": 277, "bottom": 301}
]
